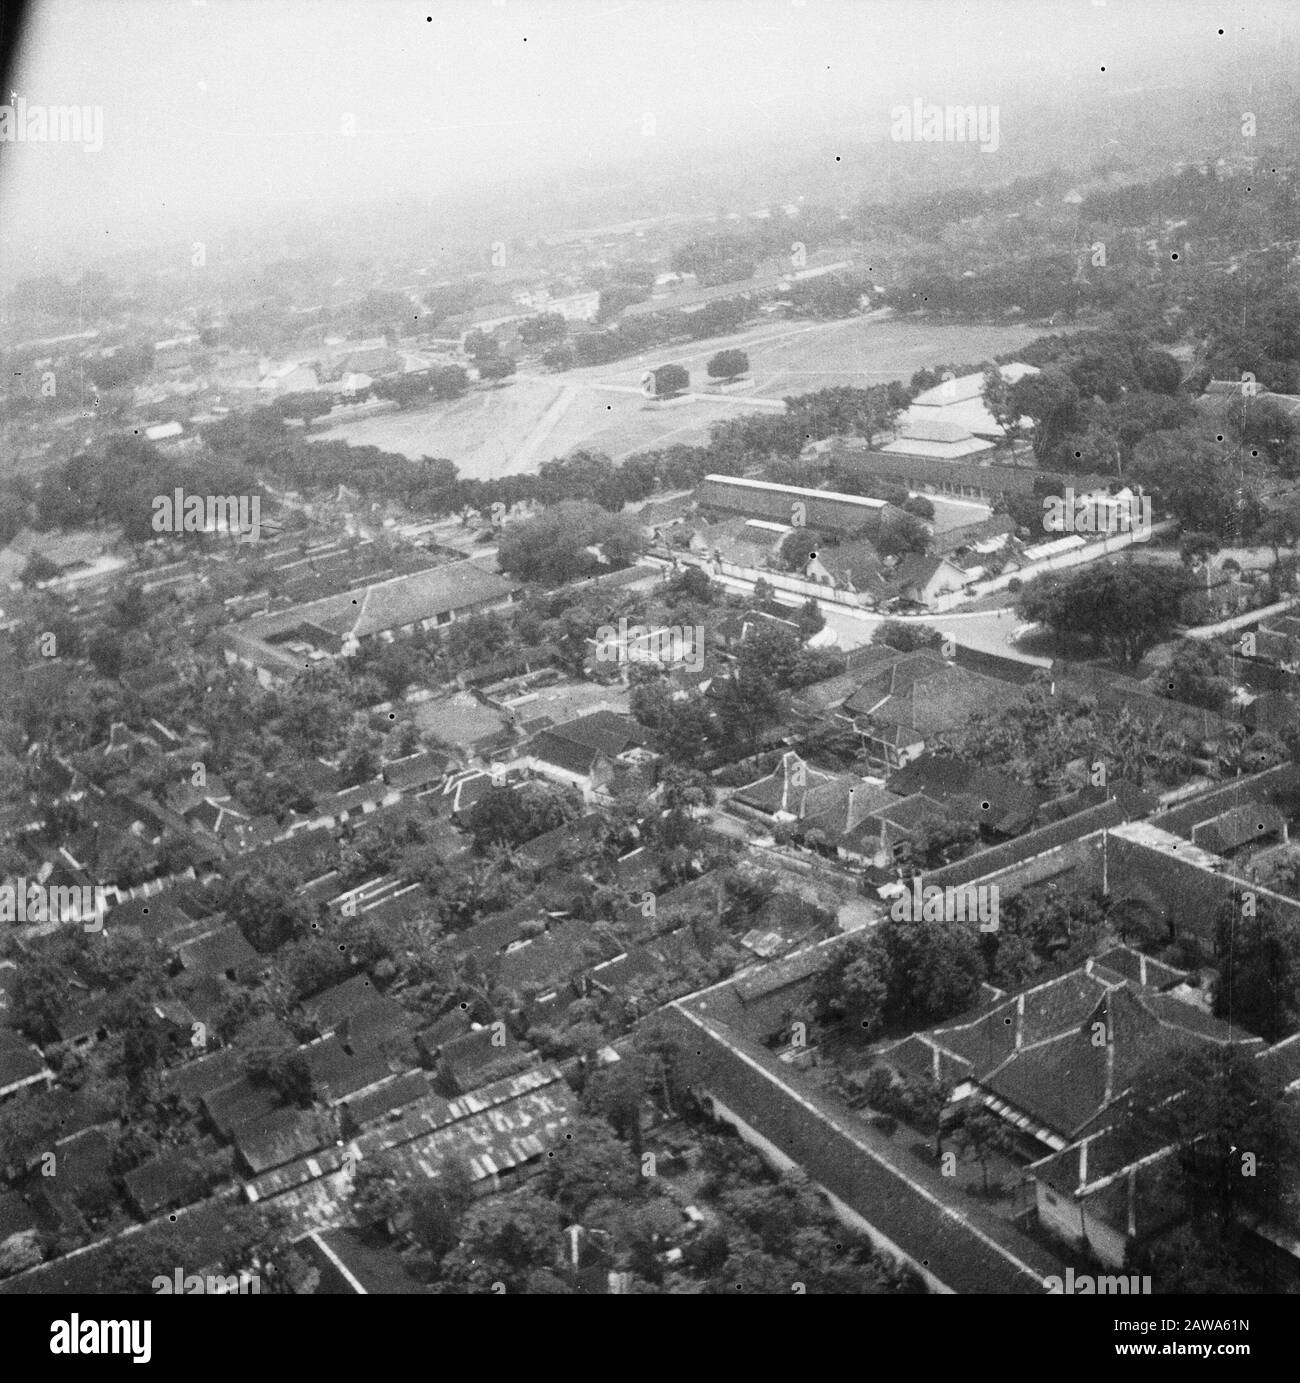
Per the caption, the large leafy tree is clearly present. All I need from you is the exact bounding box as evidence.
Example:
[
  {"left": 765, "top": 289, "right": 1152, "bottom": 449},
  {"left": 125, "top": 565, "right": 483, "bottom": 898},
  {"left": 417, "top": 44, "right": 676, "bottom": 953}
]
[
  {"left": 1117, "top": 1045, "right": 1300, "bottom": 1290},
  {"left": 1214, "top": 897, "right": 1300, "bottom": 1042},
  {"left": 810, "top": 914, "right": 982, "bottom": 1038},
  {"left": 496, "top": 502, "right": 645, "bottom": 584},
  {"left": 1132, "top": 430, "right": 1262, "bottom": 541},
  {"left": 437, "top": 1188, "right": 563, "bottom": 1292},
  {"left": 1016, "top": 562, "right": 1189, "bottom": 668},
  {"left": 1009, "top": 368, "right": 1080, "bottom": 461}
]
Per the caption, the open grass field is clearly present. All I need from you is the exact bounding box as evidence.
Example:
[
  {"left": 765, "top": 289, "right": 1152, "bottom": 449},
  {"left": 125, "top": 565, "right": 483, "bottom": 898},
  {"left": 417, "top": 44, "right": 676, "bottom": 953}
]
[{"left": 310, "top": 312, "right": 1045, "bottom": 482}]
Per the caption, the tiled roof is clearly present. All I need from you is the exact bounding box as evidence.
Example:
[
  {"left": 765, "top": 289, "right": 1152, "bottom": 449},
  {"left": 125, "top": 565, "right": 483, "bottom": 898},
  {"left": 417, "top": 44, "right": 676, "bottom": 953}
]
[
  {"left": 884, "top": 755, "right": 1041, "bottom": 833},
  {"left": 437, "top": 1026, "right": 525, "bottom": 1089},
  {"left": 668, "top": 999, "right": 1060, "bottom": 1292},
  {"left": 494, "top": 919, "right": 597, "bottom": 991},
  {"left": 342, "top": 1071, "right": 436, "bottom": 1129},
  {"left": 1190, "top": 802, "right": 1287, "bottom": 854},
  {"left": 234, "top": 1107, "right": 334, "bottom": 1175},
  {"left": 302, "top": 974, "right": 384, "bottom": 1031},
  {"left": 528, "top": 730, "right": 603, "bottom": 776},
  {"left": 1150, "top": 763, "right": 1300, "bottom": 839},
  {"left": 304, "top": 1035, "right": 394, "bottom": 1104},
  {"left": 202, "top": 1077, "right": 284, "bottom": 1137},
  {"left": 931, "top": 513, "right": 1016, "bottom": 557},
  {"left": 517, "top": 813, "right": 606, "bottom": 869},
  {"left": 178, "top": 925, "right": 261, "bottom": 977},
  {"left": 903, "top": 959, "right": 1260, "bottom": 1142},
  {"left": 982, "top": 983, "right": 1258, "bottom": 1141},
  {"left": 921, "top": 798, "right": 1129, "bottom": 889},
  {"left": 0, "top": 1030, "right": 49, "bottom": 1092},
  {"left": 800, "top": 781, "right": 900, "bottom": 838},
  {"left": 731, "top": 751, "right": 847, "bottom": 818},
  {"left": 589, "top": 945, "right": 665, "bottom": 995},
  {"left": 243, "top": 561, "right": 514, "bottom": 643},
  {"left": 696, "top": 475, "right": 893, "bottom": 537},
  {"left": 122, "top": 1143, "right": 221, "bottom": 1216},
  {"left": 1090, "top": 946, "right": 1186, "bottom": 990}
]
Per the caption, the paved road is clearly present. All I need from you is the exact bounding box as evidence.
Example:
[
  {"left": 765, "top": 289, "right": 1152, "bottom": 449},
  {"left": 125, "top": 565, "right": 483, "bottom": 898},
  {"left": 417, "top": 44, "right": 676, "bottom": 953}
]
[{"left": 699, "top": 566, "right": 1045, "bottom": 662}]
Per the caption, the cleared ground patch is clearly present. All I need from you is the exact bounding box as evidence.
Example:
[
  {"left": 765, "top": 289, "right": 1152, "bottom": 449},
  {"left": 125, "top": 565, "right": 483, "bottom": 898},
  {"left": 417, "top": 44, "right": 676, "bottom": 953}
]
[{"left": 311, "top": 314, "right": 1046, "bottom": 481}]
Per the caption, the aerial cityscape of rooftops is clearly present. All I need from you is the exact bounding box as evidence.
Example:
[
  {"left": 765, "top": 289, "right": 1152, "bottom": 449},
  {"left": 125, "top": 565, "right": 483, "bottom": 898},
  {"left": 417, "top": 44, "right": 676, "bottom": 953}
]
[{"left": 1, "top": 0, "right": 1299, "bottom": 1307}]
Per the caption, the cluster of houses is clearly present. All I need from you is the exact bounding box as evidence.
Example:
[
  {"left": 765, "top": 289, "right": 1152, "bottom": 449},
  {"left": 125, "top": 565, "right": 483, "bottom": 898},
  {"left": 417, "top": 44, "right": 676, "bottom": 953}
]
[
  {"left": 665, "top": 759, "right": 1300, "bottom": 1293},
  {"left": 6, "top": 294, "right": 1300, "bottom": 1291},
  {"left": 0, "top": 704, "right": 729, "bottom": 1281},
  {"left": 640, "top": 466, "right": 1151, "bottom": 613}
]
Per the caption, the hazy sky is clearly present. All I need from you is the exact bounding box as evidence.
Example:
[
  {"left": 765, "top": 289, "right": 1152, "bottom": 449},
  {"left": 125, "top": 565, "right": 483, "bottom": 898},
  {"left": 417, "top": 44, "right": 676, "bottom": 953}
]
[{"left": 1, "top": 0, "right": 1296, "bottom": 280}]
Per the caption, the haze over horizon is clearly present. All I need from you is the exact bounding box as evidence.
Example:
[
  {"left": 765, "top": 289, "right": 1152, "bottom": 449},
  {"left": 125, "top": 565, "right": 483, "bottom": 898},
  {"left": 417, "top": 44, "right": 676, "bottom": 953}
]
[{"left": 3, "top": 0, "right": 1298, "bottom": 283}]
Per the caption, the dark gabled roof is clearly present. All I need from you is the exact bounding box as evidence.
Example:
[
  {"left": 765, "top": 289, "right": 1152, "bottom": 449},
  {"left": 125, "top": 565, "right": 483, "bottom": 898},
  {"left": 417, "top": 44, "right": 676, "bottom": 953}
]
[
  {"left": 242, "top": 561, "right": 515, "bottom": 643},
  {"left": 102, "top": 894, "right": 192, "bottom": 941},
  {"left": 0, "top": 1191, "right": 39, "bottom": 1242},
  {"left": 1034, "top": 779, "right": 1158, "bottom": 827},
  {"left": 303, "top": 1035, "right": 394, "bottom": 1104},
  {"left": 417, "top": 1009, "right": 473, "bottom": 1051},
  {"left": 921, "top": 797, "right": 1131, "bottom": 889},
  {"left": 517, "top": 813, "right": 606, "bottom": 869},
  {"left": 884, "top": 755, "right": 1042, "bottom": 833},
  {"left": 164, "top": 1045, "right": 250, "bottom": 1102},
  {"left": 800, "top": 782, "right": 900, "bottom": 840},
  {"left": 1058, "top": 667, "right": 1229, "bottom": 742},
  {"left": 789, "top": 668, "right": 876, "bottom": 717},
  {"left": 339, "top": 999, "right": 413, "bottom": 1056},
  {"left": 549, "top": 710, "right": 645, "bottom": 757},
  {"left": 305, "top": 1227, "right": 437, "bottom": 1295},
  {"left": 52, "top": 991, "right": 115, "bottom": 1044},
  {"left": 930, "top": 512, "right": 1016, "bottom": 557},
  {"left": 202, "top": 1076, "right": 285, "bottom": 1137},
  {"left": 436, "top": 1025, "right": 522, "bottom": 1089},
  {"left": 381, "top": 750, "right": 451, "bottom": 791},
  {"left": 0, "top": 1030, "right": 48, "bottom": 1091},
  {"left": 981, "top": 983, "right": 1258, "bottom": 1141},
  {"left": 895, "top": 957, "right": 1259, "bottom": 1142},
  {"left": 494, "top": 920, "right": 597, "bottom": 991},
  {"left": 648, "top": 871, "right": 727, "bottom": 928},
  {"left": 301, "top": 973, "right": 382, "bottom": 1030},
  {"left": 449, "top": 903, "right": 541, "bottom": 960},
  {"left": 841, "top": 651, "right": 947, "bottom": 712},
  {"left": 342, "top": 1071, "right": 435, "bottom": 1129},
  {"left": 1150, "top": 762, "right": 1300, "bottom": 840},
  {"left": 695, "top": 475, "right": 895, "bottom": 537},
  {"left": 122, "top": 1143, "right": 221, "bottom": 1216},
  {"left": 864, "top": 791, "right": 947, "bottom": 830},
  {"left": 1090, "top": 945, "right": 1187, "bottom": 991},
  {"left": 178, "top": 925, "right": 261, "bottom": 976},
  {"left": 892, "top": 552, "right": 960, "bottom": 592},
  {"left": 847, "top": 661, "right": 1021, "bottom": 738},
  {"left": 730, "top": 751, "right": 847, "bottom": 818},
  {"left": 612, "top": 847, "right": 658, "bottom": 891},
  {"left": 528, "top": 730, "right": 604, "bottom": 776},
  {"left": 589, "top": 946, "right": 665, "bottom": 995},
  {"left": 880, "top": 1032, "right": 976, "bottom": 1087},
  {"left": 325, "top": 779, "right": 392, "bottom": 818},
  {"left": 442, "top": 770, "right": 496, "bottom": 817},
  {"left": 1190, "top": 802, "right": 1288, "bottom": 854},
  {"left": 733, "top": 945, "right": 827, "bottom": 1003},
  {"left": 459, "top": 643, "right": 561, "bottom": 687},
  {"left": 238, "top": 826, "right": 337, "bottom": 877},
  {"left": 233, "top": 1107, "right": 334, "bottom": 1175}
]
